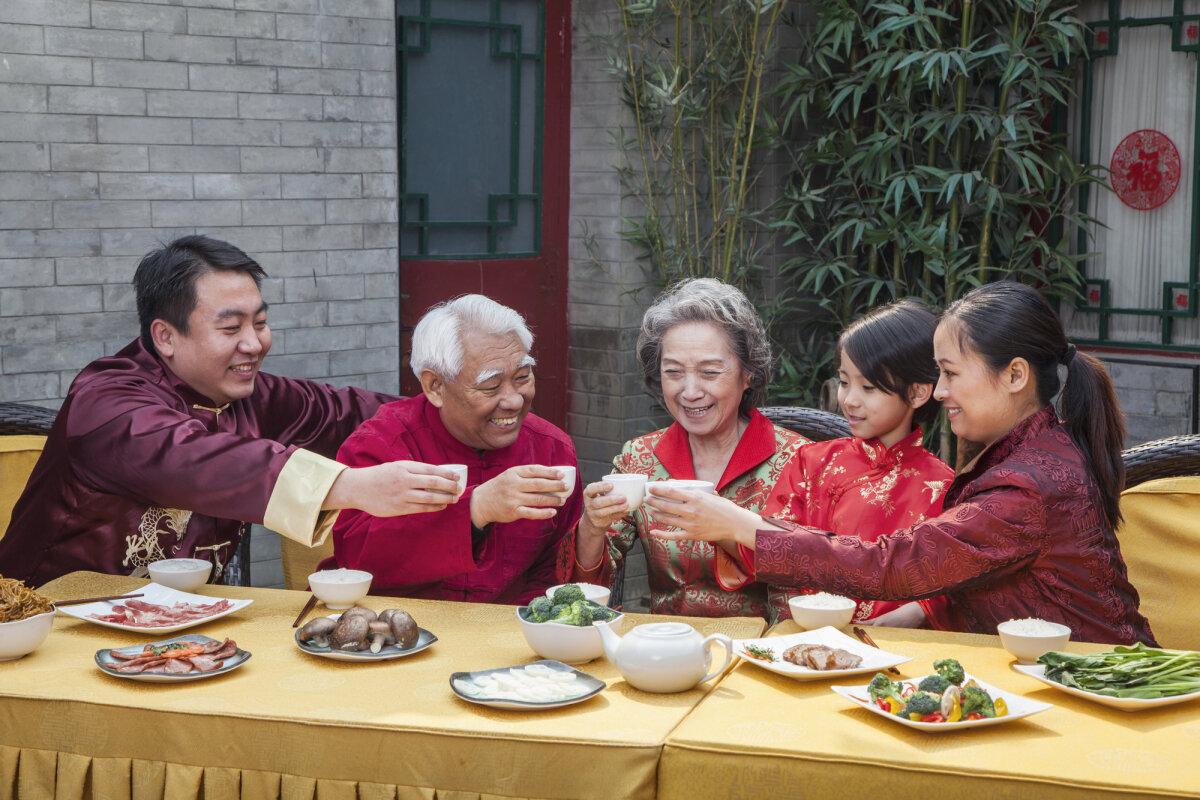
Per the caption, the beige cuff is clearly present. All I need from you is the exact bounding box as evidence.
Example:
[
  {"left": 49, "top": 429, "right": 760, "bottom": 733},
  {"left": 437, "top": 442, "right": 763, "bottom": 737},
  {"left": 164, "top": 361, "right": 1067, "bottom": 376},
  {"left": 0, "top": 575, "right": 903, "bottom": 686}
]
[{"left": 264, "top": 449, "right": 348, "bottom": 547}]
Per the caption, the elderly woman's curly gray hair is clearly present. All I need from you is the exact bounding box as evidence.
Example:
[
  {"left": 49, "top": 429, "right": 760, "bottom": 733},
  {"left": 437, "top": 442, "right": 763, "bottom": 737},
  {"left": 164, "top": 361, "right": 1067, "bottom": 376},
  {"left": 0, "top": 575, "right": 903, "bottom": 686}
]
[{"left": 637, "top": 278, "right": 772, "bottom": 417}]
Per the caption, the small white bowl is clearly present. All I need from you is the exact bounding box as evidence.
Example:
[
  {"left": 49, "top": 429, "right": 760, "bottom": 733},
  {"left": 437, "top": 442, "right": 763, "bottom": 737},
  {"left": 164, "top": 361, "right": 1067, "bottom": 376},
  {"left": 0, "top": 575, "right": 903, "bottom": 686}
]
[
  {"left": 308, "top": 568, "right": 373, "bottom": 610},
  {"left": 997, "top": 618, "right": 1071, "bottom": 664},
  {"left": 787, "top": 594, "right": 856, "bottom": 630},
  {"left": 517, "top": 606, "right": 623, "bottom": 664},
  {"left": 546, "top": 582, "right": 611, "bottom": 607},
  {"left": 0, "top": 609, "right": 55, "bottom": 661},
  {"left": 147, "top": 558, "right": 213, "bottom": 592}
]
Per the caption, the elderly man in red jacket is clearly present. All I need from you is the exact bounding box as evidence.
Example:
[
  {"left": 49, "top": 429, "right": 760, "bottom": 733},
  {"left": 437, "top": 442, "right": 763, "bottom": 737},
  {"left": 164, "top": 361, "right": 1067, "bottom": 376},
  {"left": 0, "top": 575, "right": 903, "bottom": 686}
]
[{"left": 327, "top": 294, "right": 583, "bottom": 605}]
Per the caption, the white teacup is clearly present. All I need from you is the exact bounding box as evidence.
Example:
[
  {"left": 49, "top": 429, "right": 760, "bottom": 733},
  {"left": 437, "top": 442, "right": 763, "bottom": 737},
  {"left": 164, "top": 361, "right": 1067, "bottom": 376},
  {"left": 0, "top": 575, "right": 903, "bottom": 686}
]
[
  {"left": 602, "top": 473, "right": 648, "bottom": 508},
  {"left": 439, "top": 464, "right": 468, "bottom": 495},
  {"left": 651, "top": 479, "right": 716, "bottom": 500},
  {"left": 550, "top": 465, "right": 577, "bottom": 498}
]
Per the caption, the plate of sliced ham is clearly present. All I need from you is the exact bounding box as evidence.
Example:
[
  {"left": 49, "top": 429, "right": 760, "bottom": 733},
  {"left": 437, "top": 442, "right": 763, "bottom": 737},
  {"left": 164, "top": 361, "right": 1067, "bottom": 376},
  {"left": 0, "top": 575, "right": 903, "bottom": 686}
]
[
  {"left": 95, "top": 634, "right": 250, "bottom": 682},
  {"left": 58, "top": 583, "right": 252, "bottom": 634}
]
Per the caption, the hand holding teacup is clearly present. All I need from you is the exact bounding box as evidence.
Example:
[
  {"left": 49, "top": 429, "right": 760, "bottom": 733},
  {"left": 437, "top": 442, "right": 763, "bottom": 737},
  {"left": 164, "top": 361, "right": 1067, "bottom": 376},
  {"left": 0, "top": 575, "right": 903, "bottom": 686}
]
[
  {"left": 646, "top": 480, "right": 761, "bottom": 543},
  {"left": 581, "top": 473, "right": 647, "bottom": 533},
  {"left": 469, "top": 464, "right": 575, "bottom": 527}
]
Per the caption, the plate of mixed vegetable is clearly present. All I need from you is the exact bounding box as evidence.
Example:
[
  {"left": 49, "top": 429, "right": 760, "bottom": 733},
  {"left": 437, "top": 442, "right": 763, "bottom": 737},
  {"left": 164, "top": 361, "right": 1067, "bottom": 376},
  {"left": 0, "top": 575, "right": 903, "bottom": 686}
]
[
  {"left": 1012, "top": 643, "right": 1200, "bottom": 712},
  {"left": 832, "top": 658, "right": 1051, "bottom": 731}
]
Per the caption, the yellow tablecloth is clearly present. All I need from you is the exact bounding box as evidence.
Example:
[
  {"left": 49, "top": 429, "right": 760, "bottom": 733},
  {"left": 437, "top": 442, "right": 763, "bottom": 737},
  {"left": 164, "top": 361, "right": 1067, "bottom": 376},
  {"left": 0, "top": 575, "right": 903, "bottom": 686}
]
[
  {"left": 659, "top": 624, "right": 1200, "bottom": 800},
  {"left": 1, "top": 572, "right": 765, "bottom": 800}
]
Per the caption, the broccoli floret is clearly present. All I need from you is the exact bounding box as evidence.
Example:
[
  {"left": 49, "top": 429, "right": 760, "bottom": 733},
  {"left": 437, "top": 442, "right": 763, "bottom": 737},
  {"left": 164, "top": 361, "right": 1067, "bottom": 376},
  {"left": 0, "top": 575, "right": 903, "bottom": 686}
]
[
  {"left": 551, "top": 603, "right": 567, "bottom": 619},
  {"left": 933, "top": 658, "right": 965, "bottom": 686},
  {"left": 550, "top": 599, "right": 594, "bottom": 627},
  {"left": 917, "top": 674, "right": 950, "bottom": 695},
  {"left": 867, "top": 673, "right": 903, "bottom": 703},
  {"left": 587, "top": 600, "right": 618, "bottom": 621},
  {"left": 527, "top": 596, "right": 554, "bottom": 623},
  {"left": 551, "top": 584, "right": 587, "bottom": 606},
  {"left": 900, "top": 691, "right": 942, "bottom": 719},
  {"left": 959, "top": 685, "right": 996, "bottom": 718}
]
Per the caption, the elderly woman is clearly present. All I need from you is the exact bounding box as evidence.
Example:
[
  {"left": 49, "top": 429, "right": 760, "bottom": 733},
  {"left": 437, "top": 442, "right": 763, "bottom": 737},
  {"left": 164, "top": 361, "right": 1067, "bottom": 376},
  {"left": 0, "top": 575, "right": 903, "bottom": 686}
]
[{"left": 561, "top": 278, "right": 807, "bottom": 619}]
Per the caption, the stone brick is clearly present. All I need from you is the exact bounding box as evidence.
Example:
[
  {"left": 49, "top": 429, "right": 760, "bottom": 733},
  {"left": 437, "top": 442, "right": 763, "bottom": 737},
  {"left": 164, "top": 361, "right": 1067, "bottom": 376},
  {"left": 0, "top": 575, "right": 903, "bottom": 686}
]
[
  {"left": 149, "top": 145, "right": 239, "bottom": 172},
  {"left": 238, "top": 94, "right": 323, "bottom": 121},
  {"left": 102, "top": 282, "right": 136, "bottom": 311},
  {"left": 261, "top": 352, "right": 330, "bottom": 380},
  {"left": 326, "top": 199, "right": 395, "bottom": 224},
  {"left": 282, "top": 174, "right": 361, "bottom": 200},
  {"left": 241, "top": 199, "right": 324, "bottom": 226},
  {"left": 45, "top": 27, "right": 143, "bottom": 59},
  {"left": 365, "top": 371, "right": 400, "bottom": 394},
  {"left": 360, "top": 71, "right": 394, "bottom": 97},
  {"left": 365, "top": 272, "right": 396, "bottom": 298},
  {"left": 362, "top": 173, "right": 396, "bottom": 198},
  {"left": 0, "top": 312, "right": 54, "bottom": 346},
  {"left": 49, "top": 86, "right": 147, "bottom": 117},
  {"left": 97, "top": 116, "right": 192, "bottom": 145},
  {"left": 321, "top": 43, "right": 393, "bottom": 71},
  {"left": 1155, "top": 390, "right": 1191, "bottom": 418},
  {"left": 52, "top": 143, "right": 148, "bottom": 172},
  {"left": 330, "top": 346, "right": 399, "bottom": 375},
  {"left": 365, "top": 321, "right": 398, "bottom": 349},
  {"left": 1124, "top": 414, "right": 1189, "bottom": 447},
  {"left": 187, "top": 9, "right": 275, "bottom": 38},
  {"left": 321, "top": 0, "right": 393, "bottom": 19},
  {"left": 0, "top": 201, "right": 52, "bottom": 230},
  {"left": 56, "top": 310, "right": 138, "bottom": 341},
  {"left": 328, "top": 298, "right": 395, "bottom": 325},
  {"left": 327, "top": 248, "right": 393, "bottom": 275},
  {"left": 1, "top": 285, "right": 102, "bottom": 317},
  {"left": 0, "top": 229, "right": 99, "bottom": 258},
  {"left": 284, "top": 274, "right": 361, "bottom": 303},
  {"left": 256, "top": 249, "right": 325, "bottom": 278},
  {"left": 283, "top": 324, "right": 365, "bottom": 353},
  {"left": 151, "top": 200, "right": 241, "bottom": 227},
  {"left": 145, "top": 33, "right": 235, "bottom": 65},
  {"left": 0, "top": 85, "right": 48, "bottom": 113},
  {"left": 0, "top": 0, "right": 90, "bottom": 26},
  {"left": 99, "top": 173, "right": 193, "bottom": 200},
  {"left": 237, "top": 0, "right": 318, "bottom": 13},
  {"left": 0, "top": 143, "right": 50, "bottom": 171},
  {"left": 190, "top": 64, "right": 275, "bottom": 93},
  {"left": 278, "top": 67, "right": 360, "bottom": 97},
  {"left": 0, "top": 23, "right": 44, "bottom": 55},
  {"left": 323, "top": 148, "right": 394, "bottom": 173},
  {"left": 281, "top": 121, "right": 362, "bottom": 148},
  {"left": 283, "top": 224, "right": 362, "bottom": 251},
  {"left": 94, "top": 59, "right": 190, "bottom": 90},
  {"left": 148, "top": 90, "right": 238, "bottom": 119},
  {"left": 362, "top": 223, "right": 396, "bottom": 249},
  {"left": 55, "top": 200, "right": 152, "bottom": 229},
  {"left": 323, "top": 96, "right": 394, "bottom": 123},
  {"left": 93, "top": 1, "right": 187, "bottom": 33},
  {"left": 240, "top": 147, "right": 323, "bottom": 173},
  {"left": 362, "top": 123, "right": 396, "bottom": 149},
  {"left": 100, "top": 227, "right": 193, "bottom": 256},
  {"left": 258, "top": 277, "right": 284, "bottom": 304},
  {"left": 55, "top": 255, "right": 141, "bottom": 285},
  {"left": 0, "top": 54, "right": 92, "bottom": 85},
  {"left": 268, "top": 301, "right": 329, "bottom": 329},
  {"left": 0, "top": 259, "right": 54, "bottom": 288},
  {"left": 194, "top": 173, "right": 280, "bottom": 200},
  {"left": 0, "top": 371, "right": 62, "bottom": 403},
  {"left": 237, "top": 39, "right": 322, "bottom": 68},
  {"left": 203, "top": 226, "right": 283, "bottom": 254}
]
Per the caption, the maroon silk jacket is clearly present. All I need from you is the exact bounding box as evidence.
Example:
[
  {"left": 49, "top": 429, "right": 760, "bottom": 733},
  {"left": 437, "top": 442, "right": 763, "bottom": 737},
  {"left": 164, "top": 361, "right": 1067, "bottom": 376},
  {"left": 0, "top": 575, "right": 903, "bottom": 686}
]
[
  {"left": 755, "top": 406, "right": 1157, "bottom": 645},
  {"left": 0, "top": 339, "right": 389, "bottom": 587},
  {"left": 329, "top": 395, "right": 583, "bottom": 605}
]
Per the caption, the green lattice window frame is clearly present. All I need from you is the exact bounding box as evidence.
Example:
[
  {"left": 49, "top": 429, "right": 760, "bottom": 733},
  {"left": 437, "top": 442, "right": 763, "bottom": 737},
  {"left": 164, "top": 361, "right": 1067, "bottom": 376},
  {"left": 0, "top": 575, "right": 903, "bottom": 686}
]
[
  {"left": 1070, "top": 0, "right": 1200, "bottom": 350},
  {"left": 397, "top": 0, "right": 545, "bottom": 260}
]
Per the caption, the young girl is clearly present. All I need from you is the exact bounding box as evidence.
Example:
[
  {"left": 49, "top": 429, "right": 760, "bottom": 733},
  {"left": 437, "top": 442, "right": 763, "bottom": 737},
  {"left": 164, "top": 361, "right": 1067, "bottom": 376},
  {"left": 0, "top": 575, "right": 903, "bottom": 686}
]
[
  {"left": 678, "top": 301, "right": 953, "bottom": 625},
  {"left": 656, "top": 282, "right": 1157, "bottom": 644}
]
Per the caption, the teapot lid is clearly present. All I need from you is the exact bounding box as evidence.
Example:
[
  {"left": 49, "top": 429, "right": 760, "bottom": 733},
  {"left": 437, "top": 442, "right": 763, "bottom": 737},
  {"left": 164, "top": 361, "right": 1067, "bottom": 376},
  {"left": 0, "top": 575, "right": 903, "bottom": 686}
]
[{"left": 634, "top": 622, "right": 694, "bottom": 637}]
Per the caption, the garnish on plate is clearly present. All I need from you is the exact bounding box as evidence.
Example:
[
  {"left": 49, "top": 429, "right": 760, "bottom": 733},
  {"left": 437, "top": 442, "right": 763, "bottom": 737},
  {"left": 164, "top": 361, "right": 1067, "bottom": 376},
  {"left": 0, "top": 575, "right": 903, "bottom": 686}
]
[{"left": 741, "top": 643, "right": 776, "bottom": 662}]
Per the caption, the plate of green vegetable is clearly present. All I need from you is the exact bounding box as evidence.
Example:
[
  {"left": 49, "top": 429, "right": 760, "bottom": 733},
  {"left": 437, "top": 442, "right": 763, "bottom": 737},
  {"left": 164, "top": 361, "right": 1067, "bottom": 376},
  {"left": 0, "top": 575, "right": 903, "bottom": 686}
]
[{"left": 1013, "top": 643, "right": 1200, "bottom": 711}]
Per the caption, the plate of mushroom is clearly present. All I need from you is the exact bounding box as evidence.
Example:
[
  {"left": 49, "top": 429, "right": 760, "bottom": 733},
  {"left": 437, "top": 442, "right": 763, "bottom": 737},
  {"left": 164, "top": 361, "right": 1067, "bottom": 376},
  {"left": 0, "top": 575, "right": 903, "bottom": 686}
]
[{"left": 294, "top": 607, "right": 436, "bottom": 661}]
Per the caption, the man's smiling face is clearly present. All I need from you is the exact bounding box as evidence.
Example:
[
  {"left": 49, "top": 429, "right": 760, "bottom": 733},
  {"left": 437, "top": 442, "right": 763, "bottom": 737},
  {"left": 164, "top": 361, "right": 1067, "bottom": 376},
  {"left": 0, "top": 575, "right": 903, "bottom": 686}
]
[{"left": 424, "top": 328, "right": 535, "bottom": 451}]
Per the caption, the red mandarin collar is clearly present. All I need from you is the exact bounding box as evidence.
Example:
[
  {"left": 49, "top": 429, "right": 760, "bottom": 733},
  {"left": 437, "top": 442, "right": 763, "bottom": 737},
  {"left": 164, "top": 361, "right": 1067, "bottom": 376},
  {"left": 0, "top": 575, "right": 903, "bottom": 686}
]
[
  {"left": 653, "top": 407, "right": 777, "bottom": 492},
  {"left": 858, "top": 426, "right": 925, "bottom": 465}
]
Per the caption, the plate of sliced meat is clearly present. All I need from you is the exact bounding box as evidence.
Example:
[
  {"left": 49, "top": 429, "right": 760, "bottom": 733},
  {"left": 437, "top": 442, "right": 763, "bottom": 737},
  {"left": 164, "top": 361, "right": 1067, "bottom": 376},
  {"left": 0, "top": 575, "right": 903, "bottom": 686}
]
[
  {"left": 58, "top": 583, "right": 252, "bottom": 634},
  {"left": 733, "top": 626, "right": 911, "bottom": 681},
  {"left": 95, "top": 634, "right": 250, "bottom": 683}
]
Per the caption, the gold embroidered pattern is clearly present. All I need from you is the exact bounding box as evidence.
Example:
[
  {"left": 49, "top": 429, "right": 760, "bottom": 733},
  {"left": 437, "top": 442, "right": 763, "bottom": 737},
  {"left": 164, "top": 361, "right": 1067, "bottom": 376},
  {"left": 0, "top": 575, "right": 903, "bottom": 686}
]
[{"left": 124, "top": 506, "right": 193, "bottom": 576}]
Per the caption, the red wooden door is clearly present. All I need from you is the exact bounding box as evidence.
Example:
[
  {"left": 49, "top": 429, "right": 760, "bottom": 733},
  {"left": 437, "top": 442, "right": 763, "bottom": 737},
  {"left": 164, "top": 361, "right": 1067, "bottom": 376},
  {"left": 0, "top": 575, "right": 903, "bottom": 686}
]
[{"left": 397, "top": 0, "right": 571, "bottom": 427}]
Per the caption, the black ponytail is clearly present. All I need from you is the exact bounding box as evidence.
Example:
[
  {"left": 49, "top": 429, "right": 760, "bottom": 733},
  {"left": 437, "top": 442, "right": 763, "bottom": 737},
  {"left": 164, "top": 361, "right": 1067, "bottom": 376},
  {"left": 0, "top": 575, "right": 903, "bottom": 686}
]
[{"left": 943, "top": 282, "right": 1125, "bottom": 526}]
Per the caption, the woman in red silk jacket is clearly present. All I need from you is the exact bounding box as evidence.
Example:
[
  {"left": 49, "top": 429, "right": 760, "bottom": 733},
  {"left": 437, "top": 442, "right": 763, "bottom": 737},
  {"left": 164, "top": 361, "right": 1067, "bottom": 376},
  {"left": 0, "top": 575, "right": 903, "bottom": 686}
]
[{"left": 658, "top": 282, "right": 1156, "bottom": 645}]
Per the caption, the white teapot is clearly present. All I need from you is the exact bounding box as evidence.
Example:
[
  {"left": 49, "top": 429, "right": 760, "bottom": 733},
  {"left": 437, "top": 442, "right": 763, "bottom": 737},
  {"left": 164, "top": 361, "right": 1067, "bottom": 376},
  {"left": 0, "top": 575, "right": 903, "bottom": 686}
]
[{"left": 594, "top": 620, "right": 732, "bottom": 693}]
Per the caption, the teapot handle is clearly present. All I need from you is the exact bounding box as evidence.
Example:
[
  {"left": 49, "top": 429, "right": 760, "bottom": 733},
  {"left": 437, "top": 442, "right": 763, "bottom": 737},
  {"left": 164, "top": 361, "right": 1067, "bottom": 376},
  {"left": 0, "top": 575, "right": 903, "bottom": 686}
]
[{"left": 698, "top": 633, "right": 733, "bottom": 684}]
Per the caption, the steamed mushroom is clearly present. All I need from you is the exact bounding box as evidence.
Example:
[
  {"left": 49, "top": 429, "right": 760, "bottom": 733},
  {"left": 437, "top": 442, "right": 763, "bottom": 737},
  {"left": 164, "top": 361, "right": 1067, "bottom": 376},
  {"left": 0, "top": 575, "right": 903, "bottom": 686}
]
[
  {"left": 297, "top": 616, "right": 337, "bottom": 647},
  {"left": 379, "top": 609, "right": 419, "bottom": 649},
  {"left": 331, "top": 611, "right": 372, "bottom": 651},
  {"left": 366, "top": 619, "right": 396, "bottom": 653}
]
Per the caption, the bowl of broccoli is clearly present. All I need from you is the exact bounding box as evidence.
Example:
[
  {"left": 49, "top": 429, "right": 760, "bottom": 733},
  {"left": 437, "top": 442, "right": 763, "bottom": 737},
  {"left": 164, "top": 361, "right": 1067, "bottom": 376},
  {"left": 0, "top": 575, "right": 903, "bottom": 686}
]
[{"left": 517, "top": 584, "right": 624, "bottom": 664}]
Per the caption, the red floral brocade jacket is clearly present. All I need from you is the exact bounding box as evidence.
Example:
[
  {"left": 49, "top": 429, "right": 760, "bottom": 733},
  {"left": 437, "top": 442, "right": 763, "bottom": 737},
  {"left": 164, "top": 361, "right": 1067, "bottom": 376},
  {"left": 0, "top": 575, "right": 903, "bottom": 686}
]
[
  {"left": 745, "top": 429, "right": 953, "bottom": 623},
  {"left": 754, "top": 406, "right": 1157, "bottom": 645}
]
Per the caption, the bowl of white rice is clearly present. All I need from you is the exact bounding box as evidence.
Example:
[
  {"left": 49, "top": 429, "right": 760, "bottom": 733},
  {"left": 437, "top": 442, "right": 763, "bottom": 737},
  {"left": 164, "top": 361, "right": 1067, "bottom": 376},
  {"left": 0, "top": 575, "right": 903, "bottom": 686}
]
[
  {"left": 997, "top": 617, "right": 1071, "bottom": 664},
  {"left": 787, "top": 592, "right": 856, "bottom": 630}
]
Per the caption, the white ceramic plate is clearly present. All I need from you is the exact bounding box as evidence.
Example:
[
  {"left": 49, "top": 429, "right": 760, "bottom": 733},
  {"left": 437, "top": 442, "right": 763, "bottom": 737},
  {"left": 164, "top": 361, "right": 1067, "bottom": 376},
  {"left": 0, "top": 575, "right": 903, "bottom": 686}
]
[
  {"left": 733, "top": 626, "right": 911, "bottom": 681},
  {"left": 58, "top": 583, "right": 252, "bottom": 634},
  {"left": 449, "top": 660, "right": 605, "bottom": 710},
  {"left": 294, "top": 615, "right": 437, "bottom": 661},
  {"left": 1012, "top": 663, "right": 1200, "bottom": 712},
  {"left": 95, "top": 634, "right": 250, "bottom": 683},
  {"left": 832, "top": 672, "right": 1052, "bottom": 732}
]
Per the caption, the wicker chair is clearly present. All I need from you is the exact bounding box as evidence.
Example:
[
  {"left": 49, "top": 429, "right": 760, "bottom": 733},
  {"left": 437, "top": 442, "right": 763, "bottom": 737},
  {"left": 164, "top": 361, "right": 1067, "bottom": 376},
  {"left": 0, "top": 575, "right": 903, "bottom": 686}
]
[
  {"left": 759, "top": 405, "right": 851, "bottom": 442},
  {"left": 1122, "top": 433, "right": 1200, "bottom": 489},
  {"left": 0, "top": 402, "right": 57, "bottom": 435}
]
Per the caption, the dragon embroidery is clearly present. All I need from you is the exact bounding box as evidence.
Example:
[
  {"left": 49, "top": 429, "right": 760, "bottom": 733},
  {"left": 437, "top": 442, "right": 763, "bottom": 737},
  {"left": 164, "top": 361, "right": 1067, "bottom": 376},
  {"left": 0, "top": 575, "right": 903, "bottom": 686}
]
[{"left": 124, "top": 506, "right": 193, "bottom": 576}]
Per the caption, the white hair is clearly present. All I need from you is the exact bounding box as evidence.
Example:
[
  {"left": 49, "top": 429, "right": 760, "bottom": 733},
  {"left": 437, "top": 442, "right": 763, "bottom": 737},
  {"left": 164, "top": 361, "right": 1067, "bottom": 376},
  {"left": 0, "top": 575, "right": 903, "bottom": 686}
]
[{"left": 410, "top": 294, "right": 534, "bottom": 380}]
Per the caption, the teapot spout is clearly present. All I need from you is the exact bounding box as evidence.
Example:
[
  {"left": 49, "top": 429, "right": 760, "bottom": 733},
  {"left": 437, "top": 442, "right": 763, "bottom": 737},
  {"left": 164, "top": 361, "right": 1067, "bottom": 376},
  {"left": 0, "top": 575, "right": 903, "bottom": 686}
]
[{"left": 593, "top": 619, "right": 620, "bottom": 663}]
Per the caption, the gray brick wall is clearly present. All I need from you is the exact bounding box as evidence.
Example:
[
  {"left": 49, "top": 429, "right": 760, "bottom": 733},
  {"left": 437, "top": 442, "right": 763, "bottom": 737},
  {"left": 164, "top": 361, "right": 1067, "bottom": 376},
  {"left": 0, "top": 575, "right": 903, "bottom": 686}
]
[
  {"left": 0, "top": 0, "right": 400, "bottom": 411},
  {"left": 1095, "top": 354, "right": 1198, "bottom": 446}
]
